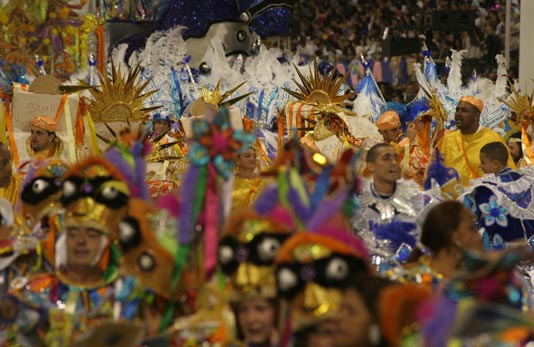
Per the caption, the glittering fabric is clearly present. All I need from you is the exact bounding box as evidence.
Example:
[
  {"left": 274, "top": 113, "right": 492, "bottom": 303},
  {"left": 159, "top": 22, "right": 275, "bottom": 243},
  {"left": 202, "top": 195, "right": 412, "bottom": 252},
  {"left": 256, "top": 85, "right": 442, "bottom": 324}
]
[
  {"left": 161, "top": 0, "right": 239, "bottom": 39},
  {"left": 460, "top": 168, "right": 534, "bottom": 246},
  {"left": 122, "top": 0, "right": 293, "bottom": 62},
  {"left": 160, "top": 0, "right": 292, "bottom": 38},
  {"left": 247, "top": 4, "right": 293, "bottom": 37}
]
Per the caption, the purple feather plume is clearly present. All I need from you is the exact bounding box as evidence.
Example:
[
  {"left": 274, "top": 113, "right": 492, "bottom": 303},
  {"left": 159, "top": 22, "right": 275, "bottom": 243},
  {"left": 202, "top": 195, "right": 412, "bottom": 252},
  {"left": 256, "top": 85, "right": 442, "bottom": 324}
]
[
  {"left": 307, "top": 189, "right": 349, "bottom": 231},
  {"left": 178, "top": 165, "right": 200, "bottom": 244},
  {"left": 253, "top": 185, "right": 279, "bottom": 214},
  {"left": 418, "top": 294, "right": 457, "bottom": 347},
  {"left": 133, "top": 151, "right": 149, "bottom": 200},
  {"left": 104, "top": 148, "right": 136, "bottom": 193},
  {"left": 287, "top": 186, "right": 311, "bottom": 224}
]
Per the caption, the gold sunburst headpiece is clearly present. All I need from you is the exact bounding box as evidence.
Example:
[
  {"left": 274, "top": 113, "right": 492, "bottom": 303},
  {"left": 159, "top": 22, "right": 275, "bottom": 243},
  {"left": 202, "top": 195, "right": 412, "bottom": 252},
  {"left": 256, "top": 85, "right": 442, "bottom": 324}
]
[
  {"left": 283, "top": 60, "right": 353, "bottom": 105},
  {"left": 419, "top": 86, "right": 447, "bottom": 129},
  {"left": 499, "top": 80, "right": 534, "bottom": 125},
  {"left": 83, "top": 61, "right": 160, "bottom": 123},
  {"left": 189, "top": 80, "right": 252, "bottom": 117}
]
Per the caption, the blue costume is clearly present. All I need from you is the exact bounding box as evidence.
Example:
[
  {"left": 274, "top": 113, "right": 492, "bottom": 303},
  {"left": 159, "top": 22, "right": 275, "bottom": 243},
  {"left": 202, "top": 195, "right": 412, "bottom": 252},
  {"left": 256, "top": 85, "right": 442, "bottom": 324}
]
[{"left": 461, "top": 167, "right": 534, "bottom": 249}]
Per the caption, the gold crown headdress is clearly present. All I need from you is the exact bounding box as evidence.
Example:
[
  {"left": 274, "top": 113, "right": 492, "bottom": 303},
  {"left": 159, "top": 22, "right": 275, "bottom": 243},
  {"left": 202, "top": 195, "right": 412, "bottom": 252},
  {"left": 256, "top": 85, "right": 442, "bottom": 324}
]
[
  {"left": 499, "top": 81, "right": 534, "bottom": 125},
  {"left": 283, "top": 60, "right": 353, "bottom": 105},
  {"left": 189, "top": 80, "right": 252, "bottom": 117},
  {"left": 418, "top": 86, "right": 447, "bottom": 129},
  {"left": 83, "top": 61, "right": 160, "bottom": 123},
  {"left": 411, "top": 85, "right": 448, "bottom": 151},
  {"left": 95, "top": 121, "right": 182, "bottom": 163},
  {"left": 283, "top": 62, "right": 358, "bottom": 146}
]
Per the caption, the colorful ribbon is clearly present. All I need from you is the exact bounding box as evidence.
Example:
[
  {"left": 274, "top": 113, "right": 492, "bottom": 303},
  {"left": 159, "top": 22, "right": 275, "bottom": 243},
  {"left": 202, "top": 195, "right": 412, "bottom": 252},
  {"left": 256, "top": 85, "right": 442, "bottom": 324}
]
[
  {"left": 204, "top": 164, "right": 218, "bottom": 277},
  {"left": 63, "top": 95, "right": 76, "bottom": 163}
]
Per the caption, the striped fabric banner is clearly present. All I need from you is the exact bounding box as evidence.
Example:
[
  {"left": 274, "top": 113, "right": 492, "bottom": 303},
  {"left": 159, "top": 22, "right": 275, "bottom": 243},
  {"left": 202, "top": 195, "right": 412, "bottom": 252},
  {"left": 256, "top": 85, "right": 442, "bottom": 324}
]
[{"left": 284, "top": 101, "right": 318, "bottom": 136}]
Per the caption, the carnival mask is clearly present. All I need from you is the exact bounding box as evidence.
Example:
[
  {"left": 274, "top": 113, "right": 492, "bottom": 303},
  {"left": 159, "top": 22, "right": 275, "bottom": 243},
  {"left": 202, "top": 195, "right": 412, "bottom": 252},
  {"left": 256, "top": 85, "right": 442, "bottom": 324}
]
[
  {"left": 20, "top": 159, "right": 69, "bottom": 227},
  {"left": 117, "top": 199, "right": 185, "bottom": 300},
  {"left": 218, "top": 210, "right": 294, "bottom": 302},
  {"left": 275, "top": 231, "right": 371, "bottom": 331},
  {"left": 60, "top": 157, "right": 130, "bottom": 238}
]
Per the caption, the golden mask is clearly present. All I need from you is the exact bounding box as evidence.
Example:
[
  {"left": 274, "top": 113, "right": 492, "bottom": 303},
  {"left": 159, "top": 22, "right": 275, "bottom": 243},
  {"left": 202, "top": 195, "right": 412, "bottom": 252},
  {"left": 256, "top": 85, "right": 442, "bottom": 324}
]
[
  {"left": 219, "top": 209, "right": 294, "bottom": 302},
  {"left": 275, "top": 232, "right": 371, "bottom": 331},
  {"left": 60, "top": 157, "right": 130, "bottom": 238}
]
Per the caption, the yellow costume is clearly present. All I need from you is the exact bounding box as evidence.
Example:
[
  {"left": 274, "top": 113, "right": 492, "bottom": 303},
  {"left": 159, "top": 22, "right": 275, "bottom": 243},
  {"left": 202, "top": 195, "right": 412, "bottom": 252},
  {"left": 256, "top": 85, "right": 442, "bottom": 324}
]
[
  {"left": 1, "top": 173, "right": 20, "bottom": 207},
  {"left": 231, "top": 176, "right": 268, "bottom": 209},
  {"left": 26, "top": 137, "right": 64, "bottom": 160},
  {"left": 438, "top": 127, "right": 515, "bottom": 186}
]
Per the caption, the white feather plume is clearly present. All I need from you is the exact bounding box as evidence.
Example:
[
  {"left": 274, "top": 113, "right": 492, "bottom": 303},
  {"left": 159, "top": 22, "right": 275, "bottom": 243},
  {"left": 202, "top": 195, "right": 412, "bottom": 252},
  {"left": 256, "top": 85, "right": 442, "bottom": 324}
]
[
  {"left": 446, "top": 49, "right": 467, "bottom": 98},
  {"left": 138, "top": 26, "right": 188, "bottom": 82},
  {"left": 493, "top": 54, "right": 508, "bottom": 99},
  {"left": 197, "top": 42, "right": 244, "bottom": 97},
  {"left": 110, "top": 43, "right": 131, "bottom": 72}
]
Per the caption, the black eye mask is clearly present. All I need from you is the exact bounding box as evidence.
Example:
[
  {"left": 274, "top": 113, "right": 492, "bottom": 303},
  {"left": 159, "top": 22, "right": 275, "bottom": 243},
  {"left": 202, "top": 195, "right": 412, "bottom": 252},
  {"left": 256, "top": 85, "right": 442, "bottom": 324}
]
[
  {"left": 275, "top": 253, "right": 369, "bottom": 299},
  {"left": 218, "top": 232, "right": 290, "bottom": 275},
  {"left": 116, "top": 216, "right": 143, "bottom": 253},
  {"left": 21, "top": 176, "right": 61, "bottom": 205},
  {"left": 60, "top": 175, "right": 129, "bottom": 209}
]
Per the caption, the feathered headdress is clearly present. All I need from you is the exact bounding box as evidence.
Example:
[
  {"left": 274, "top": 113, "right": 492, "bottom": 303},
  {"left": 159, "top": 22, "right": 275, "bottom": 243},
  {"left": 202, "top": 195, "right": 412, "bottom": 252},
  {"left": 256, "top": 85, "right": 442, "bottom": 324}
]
[
  {"left": 60, "top": 156, "right": 131, "bottom": 238},
  {"left": 499, "top": 80, "right": 534, "bottom": 127},
  {"left": 379, "top": 283, "right": 431, "bottom": 347},
  {"left": 218, "top": 207, "right": 296, "bottom": 302},
  {"left": 274, "top": 228, "right": 371, "bottom": 331}
]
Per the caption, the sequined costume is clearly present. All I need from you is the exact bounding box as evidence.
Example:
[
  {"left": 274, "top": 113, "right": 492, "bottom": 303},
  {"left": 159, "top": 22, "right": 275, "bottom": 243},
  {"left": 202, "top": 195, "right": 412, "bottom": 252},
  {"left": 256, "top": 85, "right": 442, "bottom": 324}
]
[
  {"left": 1, "top": 156, "right": 145, "bottom": 347},
  {"left": 461, "top": 166, "right": 534, "bottom": 249},
  {"left": 354, "top": 179, "right": 426, "bottom": 272},
  {"left": 8, "top": 270, "right": 141, "bottom": 347}
]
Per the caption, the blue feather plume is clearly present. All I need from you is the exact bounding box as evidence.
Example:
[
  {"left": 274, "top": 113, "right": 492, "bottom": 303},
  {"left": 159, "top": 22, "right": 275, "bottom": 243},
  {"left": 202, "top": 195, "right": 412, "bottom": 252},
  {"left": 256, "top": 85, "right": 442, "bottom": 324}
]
[
  {"left": 423, "top": 149, "right": 460, "bottom": 190},
  {"left": 371, "top": 220, "right": 417, "bottom": 253}
]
